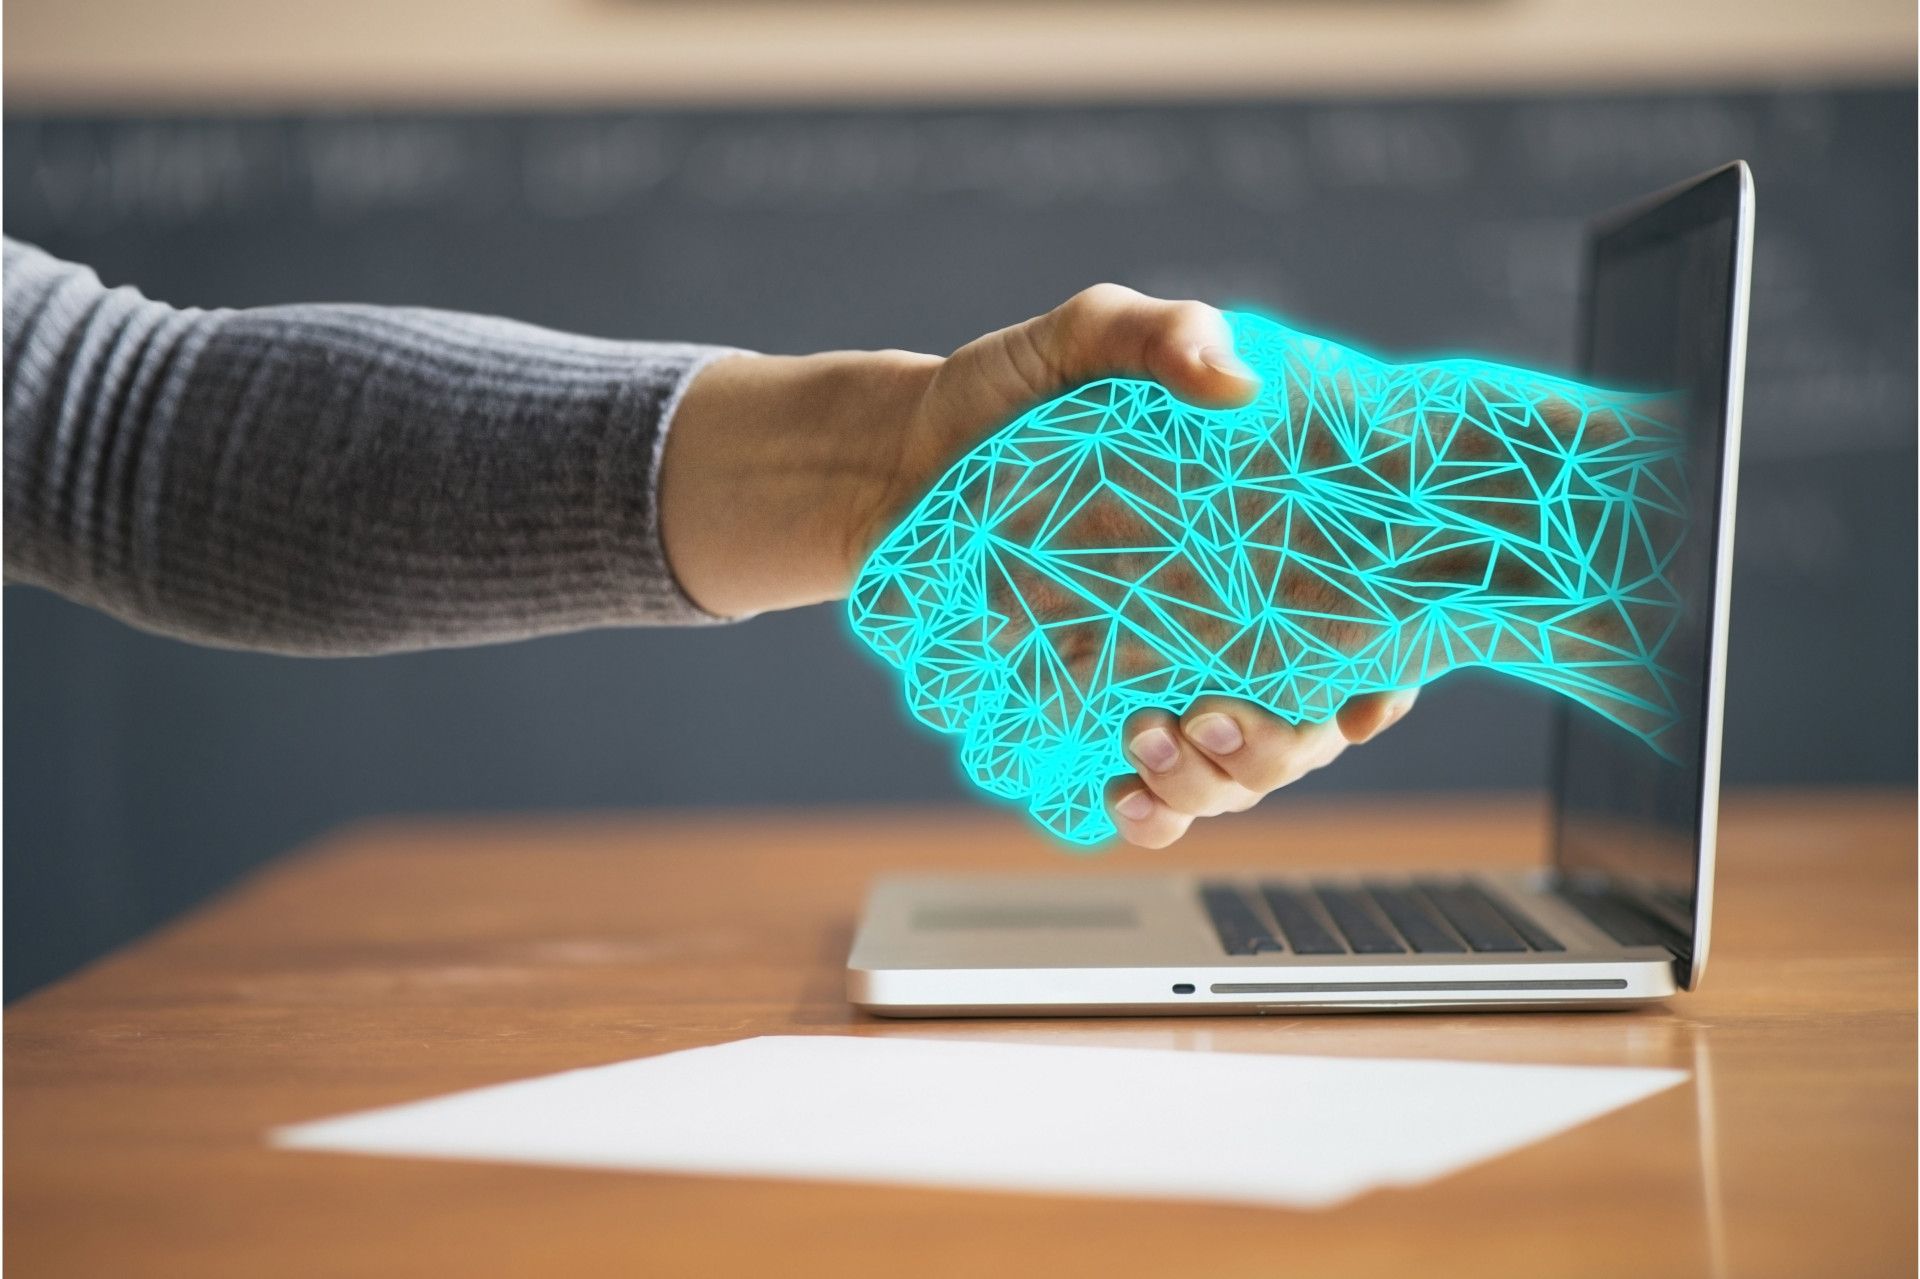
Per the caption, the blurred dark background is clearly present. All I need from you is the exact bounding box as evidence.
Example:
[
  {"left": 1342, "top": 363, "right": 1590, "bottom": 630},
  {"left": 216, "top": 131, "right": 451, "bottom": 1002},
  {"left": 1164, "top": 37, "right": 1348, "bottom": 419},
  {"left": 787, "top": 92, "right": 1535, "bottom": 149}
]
[{"left": 5, "top": 9, "right": 1915, "bottom": 999}]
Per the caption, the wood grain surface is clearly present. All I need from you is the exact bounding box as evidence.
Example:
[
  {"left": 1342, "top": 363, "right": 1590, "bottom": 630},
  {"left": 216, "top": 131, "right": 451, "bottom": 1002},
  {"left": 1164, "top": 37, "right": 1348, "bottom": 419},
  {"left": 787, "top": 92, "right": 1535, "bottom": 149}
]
[{"left": 5, "top": 790, "right": 1914, "bottom": 1277}]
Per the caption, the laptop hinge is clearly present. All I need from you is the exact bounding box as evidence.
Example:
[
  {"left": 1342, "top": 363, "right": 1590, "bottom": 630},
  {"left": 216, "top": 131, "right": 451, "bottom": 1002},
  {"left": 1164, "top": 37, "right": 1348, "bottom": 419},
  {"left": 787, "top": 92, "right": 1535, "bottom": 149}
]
[{"left": 1548, "top": 871, "right": 1693, "bottom": 970}]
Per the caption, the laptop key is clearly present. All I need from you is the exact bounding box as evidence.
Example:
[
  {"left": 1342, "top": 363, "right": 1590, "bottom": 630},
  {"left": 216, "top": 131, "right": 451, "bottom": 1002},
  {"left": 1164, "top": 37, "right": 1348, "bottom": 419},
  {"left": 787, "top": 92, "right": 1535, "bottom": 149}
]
[
  {"left": 1257, "top": 884, "right": 1347, "bottom": 954},
  {"left": 1199, "top": 883, "right": 1283, "bottom": 956},
  {"left": 1363, "top": 884, "right": 1467, "bottom": 953},
  {"left": 1311, "top": 886, "right": 1407, "bottom": 954},
  {"left": 1458, "top": 880, "right": 1566, "bottom": 952},
  {"left": 1415, "top": 880, "right": 1530, "bottom": 953}
]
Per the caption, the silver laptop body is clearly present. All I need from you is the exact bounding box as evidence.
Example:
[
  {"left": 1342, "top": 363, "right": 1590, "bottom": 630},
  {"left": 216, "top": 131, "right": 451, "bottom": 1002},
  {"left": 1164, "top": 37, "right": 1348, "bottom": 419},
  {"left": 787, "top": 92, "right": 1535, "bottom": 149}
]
[{"left": 849, "top": 162, "right": 1754, "bottom": 1017}]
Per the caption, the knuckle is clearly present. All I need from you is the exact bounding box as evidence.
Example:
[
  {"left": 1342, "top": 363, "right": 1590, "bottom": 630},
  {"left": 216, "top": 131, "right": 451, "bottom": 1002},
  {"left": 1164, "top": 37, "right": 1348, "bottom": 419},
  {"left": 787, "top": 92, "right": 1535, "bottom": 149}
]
[
  {"left": 1137, "top": 768, "right": 1191, "bottom": 810},
  {"left": 1053, "top": 284, "right": 1134, "bottom": 342},
  {"left": 1165, "top": 299, "right": 1219, "bottom": 335},
  {"left": 1054, "top": 288, "right": 1101, "bottom": 331},
  {"left": 1233, "top": 744, "right": 1307, "bottom": 793},
  {"left": 1150, "top": 767, "right": 1236, "bottom": 817},
  {"left": 1069, "top": 282, "right": 1133, "bottom": 314}
]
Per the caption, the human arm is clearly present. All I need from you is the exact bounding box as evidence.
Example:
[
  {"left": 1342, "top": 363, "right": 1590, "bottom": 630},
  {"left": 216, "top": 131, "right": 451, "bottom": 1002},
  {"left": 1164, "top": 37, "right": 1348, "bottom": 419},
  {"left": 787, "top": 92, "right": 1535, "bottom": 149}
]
[
  {"left": 2, "top": 247, "right": 1411, "bottom": 845},
  {"left": 3, "top": 237, "right": 738, "bottom": 654}
]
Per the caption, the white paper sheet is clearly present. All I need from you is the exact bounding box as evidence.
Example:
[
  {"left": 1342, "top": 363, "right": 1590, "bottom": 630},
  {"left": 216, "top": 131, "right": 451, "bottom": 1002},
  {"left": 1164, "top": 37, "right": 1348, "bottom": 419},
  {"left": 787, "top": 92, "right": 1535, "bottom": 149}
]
[{"left": 272, "top": 1035, "right": 1686, "bottom": 1209}]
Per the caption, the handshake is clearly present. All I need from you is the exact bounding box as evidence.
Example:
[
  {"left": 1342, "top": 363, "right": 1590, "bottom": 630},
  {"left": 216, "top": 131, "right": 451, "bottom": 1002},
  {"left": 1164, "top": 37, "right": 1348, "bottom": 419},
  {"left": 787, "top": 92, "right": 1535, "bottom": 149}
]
[{"left": 847, "top": 310, "right": 1686, "bottom": 846}]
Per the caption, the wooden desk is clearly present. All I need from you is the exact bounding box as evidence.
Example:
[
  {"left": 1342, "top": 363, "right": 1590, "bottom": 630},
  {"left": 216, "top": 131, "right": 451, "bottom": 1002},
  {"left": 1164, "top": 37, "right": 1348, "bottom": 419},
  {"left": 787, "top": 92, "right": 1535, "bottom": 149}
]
[{"left": 6, "top": 792, "right": 1914, "bottom": 1277}]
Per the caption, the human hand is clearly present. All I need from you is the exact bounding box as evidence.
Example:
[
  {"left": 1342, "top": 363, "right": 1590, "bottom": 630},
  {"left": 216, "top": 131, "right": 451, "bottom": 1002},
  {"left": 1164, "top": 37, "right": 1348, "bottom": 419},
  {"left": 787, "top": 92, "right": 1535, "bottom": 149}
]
[
  {"left": 663, "top": 286, "right": 1418, "bottom": 846},
  {"left": 844, "top": 307, "right": 1683, "bottom": 844}
]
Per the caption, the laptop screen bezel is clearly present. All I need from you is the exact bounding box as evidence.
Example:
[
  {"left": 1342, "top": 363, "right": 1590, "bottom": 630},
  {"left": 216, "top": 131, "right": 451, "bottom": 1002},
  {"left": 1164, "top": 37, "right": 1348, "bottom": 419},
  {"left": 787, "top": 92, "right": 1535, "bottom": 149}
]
[{"left": 1548, "top": 161, "right": 1754, "bottom": 992}]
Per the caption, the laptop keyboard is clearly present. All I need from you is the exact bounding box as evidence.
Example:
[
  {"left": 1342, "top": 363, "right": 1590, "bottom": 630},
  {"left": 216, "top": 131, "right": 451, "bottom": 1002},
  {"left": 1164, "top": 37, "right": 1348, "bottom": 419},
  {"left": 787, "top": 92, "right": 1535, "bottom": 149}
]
[{"left": 1198, "top": 879, "right": 1566, "bottom": 957}]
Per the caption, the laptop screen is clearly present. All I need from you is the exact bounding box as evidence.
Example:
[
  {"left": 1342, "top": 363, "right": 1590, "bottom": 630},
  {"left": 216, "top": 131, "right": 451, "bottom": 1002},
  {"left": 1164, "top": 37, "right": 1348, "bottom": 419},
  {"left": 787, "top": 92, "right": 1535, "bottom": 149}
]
[{"left": 1550, "top": 164, "right": 1750, "bottom": 982}]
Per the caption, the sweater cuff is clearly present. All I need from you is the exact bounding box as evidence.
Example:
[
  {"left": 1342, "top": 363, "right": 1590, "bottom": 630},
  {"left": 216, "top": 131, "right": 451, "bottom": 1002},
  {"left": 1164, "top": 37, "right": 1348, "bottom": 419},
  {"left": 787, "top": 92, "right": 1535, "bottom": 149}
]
[{"left": 633, "top": 345, "right": 755, "bottom": 626}]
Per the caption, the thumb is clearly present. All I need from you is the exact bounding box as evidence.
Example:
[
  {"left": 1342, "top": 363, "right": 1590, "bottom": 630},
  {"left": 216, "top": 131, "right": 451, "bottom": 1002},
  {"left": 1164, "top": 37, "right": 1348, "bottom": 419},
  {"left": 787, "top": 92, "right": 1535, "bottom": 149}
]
[{"left": 944, "top": 284, "right": 1261, "bottom": 438}]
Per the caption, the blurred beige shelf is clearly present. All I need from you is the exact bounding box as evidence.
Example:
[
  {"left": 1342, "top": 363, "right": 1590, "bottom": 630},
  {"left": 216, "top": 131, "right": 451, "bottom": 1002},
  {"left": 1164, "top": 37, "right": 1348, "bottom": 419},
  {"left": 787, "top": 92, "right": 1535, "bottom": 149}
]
[{"left": 6, "top": 0, "right": 1915, "bottom": 108}]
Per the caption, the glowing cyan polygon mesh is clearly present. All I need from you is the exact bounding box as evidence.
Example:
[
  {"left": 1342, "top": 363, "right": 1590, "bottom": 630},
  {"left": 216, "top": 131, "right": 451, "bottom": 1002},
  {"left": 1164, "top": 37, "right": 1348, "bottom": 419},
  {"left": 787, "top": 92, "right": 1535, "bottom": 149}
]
[{"left": 849, "top": 312, "right": 1686, "bottom": 845}]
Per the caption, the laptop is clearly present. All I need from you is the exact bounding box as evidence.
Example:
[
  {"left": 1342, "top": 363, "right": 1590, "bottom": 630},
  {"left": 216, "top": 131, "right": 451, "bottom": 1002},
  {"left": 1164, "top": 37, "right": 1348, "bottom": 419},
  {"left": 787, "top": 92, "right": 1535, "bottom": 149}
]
[{"left": 848, "top": 161, "right": 1753, "bottom": 1016}]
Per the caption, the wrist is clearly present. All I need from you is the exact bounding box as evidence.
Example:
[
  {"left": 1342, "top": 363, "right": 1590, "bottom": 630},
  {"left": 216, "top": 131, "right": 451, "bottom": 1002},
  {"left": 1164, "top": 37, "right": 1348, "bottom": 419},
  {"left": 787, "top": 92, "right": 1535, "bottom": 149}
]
[{"left": 659, "top": 347, "right": 938, "bottom": 617}]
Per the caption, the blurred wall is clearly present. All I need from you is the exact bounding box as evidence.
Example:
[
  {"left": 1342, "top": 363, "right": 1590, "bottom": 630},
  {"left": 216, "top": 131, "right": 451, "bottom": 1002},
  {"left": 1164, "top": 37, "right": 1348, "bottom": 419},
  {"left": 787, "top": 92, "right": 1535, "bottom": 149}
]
[
  {"left": 4, "top": 4, "right": 1916, "bottom": 998},
  {"left": 6, "top": 1, "right": 1914, "bottom": 105}
]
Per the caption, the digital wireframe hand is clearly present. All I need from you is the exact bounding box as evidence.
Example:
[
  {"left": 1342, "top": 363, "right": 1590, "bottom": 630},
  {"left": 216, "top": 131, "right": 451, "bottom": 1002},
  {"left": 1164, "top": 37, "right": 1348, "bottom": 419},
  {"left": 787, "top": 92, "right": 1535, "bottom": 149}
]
[{"left": 847, "top": 310, "right": 1686, "bottom": 846}]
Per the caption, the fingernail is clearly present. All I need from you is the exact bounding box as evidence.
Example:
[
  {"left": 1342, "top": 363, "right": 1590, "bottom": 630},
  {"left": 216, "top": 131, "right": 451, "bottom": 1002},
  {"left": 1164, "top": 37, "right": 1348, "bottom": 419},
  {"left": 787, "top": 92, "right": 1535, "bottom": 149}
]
[
  {"left": 1197, "top": 344, "right": 1257, "bottom": 382},
  {"left": 1185, "top": 713, "right": 1244, "bottom": 755},
  {"left": 1129, "top": 727, "right": 1181, "bottom": 773},
  {"left": 1116, "top": 790, "right": 1155, "bottom": 821}
]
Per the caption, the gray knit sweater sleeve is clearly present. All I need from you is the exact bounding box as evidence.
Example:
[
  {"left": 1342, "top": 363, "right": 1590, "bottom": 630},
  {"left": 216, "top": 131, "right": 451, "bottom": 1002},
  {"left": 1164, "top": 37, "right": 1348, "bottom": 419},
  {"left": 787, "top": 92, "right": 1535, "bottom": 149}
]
[{"left": 3, "top": 237, "right": 740, "bottom": 654}]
